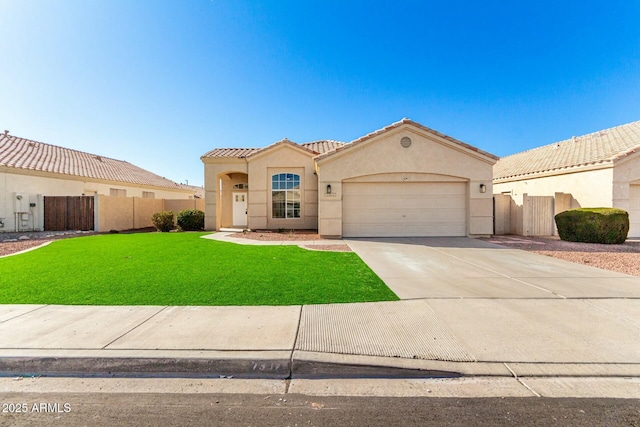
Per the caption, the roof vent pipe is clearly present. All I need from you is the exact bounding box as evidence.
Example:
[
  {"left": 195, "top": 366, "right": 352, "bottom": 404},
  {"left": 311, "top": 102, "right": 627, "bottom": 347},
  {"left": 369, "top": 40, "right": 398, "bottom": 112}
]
[{"left": 4, "top": 130, "right": 8, "bottom": 136}]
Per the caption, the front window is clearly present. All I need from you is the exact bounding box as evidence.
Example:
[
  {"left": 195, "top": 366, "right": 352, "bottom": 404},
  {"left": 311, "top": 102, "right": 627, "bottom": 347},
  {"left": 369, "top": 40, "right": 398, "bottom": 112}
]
[{"left": 272, "top": 173, "right": 301, "bottom": 219}]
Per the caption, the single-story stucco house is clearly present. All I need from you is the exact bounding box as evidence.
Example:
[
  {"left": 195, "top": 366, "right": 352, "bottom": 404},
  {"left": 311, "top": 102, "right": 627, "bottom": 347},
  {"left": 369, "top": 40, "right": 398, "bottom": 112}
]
[
  {"left": 493, "top": 121, "right": 640, "bottom": 238},
  {"left": 201, "top": 119, "right": 498, "bottom": 238},
  {"left": 0, "top": 131, "right": 197, "bottom": 232}
]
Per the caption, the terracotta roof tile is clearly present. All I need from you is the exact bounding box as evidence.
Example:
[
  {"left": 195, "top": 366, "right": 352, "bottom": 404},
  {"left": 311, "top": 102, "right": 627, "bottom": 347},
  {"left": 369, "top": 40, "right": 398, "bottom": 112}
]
[
  {"left": 201, "top": 140, "right": 346, "bottom": 159},
  {"left": 0, "top": 134, "right": 188, "bottom": 191},
  {"left": 300, "top": 140, "right": 346, "bottom": 154},
  {"left": 200, "top": 148, "right": 259, "bottom": 158},
  {"left": 494, "top": 121, "right": 640, "bottom": 180}
]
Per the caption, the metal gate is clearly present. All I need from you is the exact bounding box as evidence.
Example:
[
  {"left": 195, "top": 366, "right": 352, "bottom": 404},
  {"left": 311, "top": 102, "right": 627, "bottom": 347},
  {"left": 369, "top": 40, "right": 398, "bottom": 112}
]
[{"left": 44, "top": 196, "right": 95, "bottom": 231}]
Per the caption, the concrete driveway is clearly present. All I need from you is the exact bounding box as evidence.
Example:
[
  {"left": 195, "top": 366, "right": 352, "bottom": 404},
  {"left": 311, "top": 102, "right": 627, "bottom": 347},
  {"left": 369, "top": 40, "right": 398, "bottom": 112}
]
[
  {"left": 346, "top": 237, "right": 640, "bottom": 299},
  {"left": 339, "top": 237, "right": 640, "bottom": 366}
]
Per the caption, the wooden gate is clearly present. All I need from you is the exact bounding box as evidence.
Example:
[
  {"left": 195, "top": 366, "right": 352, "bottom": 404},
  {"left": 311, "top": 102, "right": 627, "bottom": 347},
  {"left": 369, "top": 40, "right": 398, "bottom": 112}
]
[
  {"left": 44, "top": 196, "right": 95, "bottom": 231},
  {"left": 523, "top": 195, "right": 555, "bottom": 236}
]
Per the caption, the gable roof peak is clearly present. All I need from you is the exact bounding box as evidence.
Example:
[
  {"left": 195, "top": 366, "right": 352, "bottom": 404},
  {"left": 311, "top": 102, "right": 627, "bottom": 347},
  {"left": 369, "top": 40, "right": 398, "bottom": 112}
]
[{"left": 314, "top": 118, "right": 498, "bottom": 162}]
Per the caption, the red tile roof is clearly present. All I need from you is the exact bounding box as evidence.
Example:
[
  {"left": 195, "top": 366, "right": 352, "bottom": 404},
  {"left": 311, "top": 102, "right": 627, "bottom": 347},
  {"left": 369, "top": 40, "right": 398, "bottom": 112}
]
[
  {"left": 200, "top": 148, "right": 259, "bottom": 158},
  {"left": 300, "top": 140, "right": 346, "bottom": 154},
  {"left": 494, "top": 121, "right": 640, "bottom": 180},
  {"left": 0, "top": 134, "right": 189, "bottom": 191},
  {"left": 201, "top": 140, "right": 346, "bottom": 159},
  {"left": 201, "top": 119, "right": 497, "bottom": 163}
]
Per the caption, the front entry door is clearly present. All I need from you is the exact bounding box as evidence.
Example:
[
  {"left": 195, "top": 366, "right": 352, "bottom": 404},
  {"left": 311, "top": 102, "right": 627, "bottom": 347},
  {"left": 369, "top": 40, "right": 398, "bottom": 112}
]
[{"left": 233, "top": 192, "right": 247, "bottom": 227}]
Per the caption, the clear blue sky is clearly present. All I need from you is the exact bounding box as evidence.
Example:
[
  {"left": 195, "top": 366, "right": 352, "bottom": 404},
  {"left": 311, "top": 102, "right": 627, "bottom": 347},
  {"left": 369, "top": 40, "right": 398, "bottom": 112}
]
[{"left": 1, "top": 1, "right": 639, "bottom": 187}]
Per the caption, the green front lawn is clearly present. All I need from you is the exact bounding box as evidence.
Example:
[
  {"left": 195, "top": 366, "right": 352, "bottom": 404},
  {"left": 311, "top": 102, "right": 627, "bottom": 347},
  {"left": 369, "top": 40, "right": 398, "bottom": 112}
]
[{"left": 0, "top": 233, "right": 397, "bottom": 306}]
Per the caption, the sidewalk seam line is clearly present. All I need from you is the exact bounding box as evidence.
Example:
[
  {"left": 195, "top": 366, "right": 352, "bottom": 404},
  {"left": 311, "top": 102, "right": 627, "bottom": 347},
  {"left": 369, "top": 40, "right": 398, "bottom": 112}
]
[
  {"left": 101, "top": 306, "right": 169, "bottom": 349},
  {"left": 504, "top": 362, "right": 541, "bottom": 397},
  {"left": 0, "top": 304, "right": 50, "bottom": 324},
  {"left": 288, "top": 305, "right": 304, "bottom": 382}
]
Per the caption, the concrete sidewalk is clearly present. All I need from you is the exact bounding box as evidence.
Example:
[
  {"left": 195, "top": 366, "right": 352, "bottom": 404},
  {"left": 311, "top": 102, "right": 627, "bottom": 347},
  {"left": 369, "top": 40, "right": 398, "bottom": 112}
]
[
  {"left": 1, "top": 234, "right": 639, "bottom": 396},
  {"left": 1, "top": 299, "right": 639, "bottom": 381}
]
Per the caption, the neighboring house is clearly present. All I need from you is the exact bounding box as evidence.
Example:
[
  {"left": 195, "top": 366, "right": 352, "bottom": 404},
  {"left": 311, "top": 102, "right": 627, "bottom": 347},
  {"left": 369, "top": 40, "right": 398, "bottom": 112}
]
[
  {"left": 201, "top": 119, "right": 497, "bottom": 238},
  {"left": 493, "top": 121, "right": 640, "bottom": 238},
  {"left": 0, "top": 131, "right": 196, "bottom": 232}
]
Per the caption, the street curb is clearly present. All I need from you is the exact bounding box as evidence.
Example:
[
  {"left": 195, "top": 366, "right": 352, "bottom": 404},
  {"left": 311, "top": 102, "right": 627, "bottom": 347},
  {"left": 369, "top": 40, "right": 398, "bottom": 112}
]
[
  {"left": 3, "top": 352, "right": 640, "bottom": 379},
  {"left": 0, "top": 355, "right": 291, "bottom": 379}
]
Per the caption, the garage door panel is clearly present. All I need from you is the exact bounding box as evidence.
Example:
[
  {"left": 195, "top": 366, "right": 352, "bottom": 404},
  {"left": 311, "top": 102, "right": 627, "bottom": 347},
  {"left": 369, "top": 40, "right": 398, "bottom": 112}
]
[
  {"left": 343, "top": 182, "right": 466, "bottom": 196},
  {"left": 343, "top": 194, "right": 465, "bottom": 211},
  {"left": 345, "top": 223, "right": 466, "bottom": 237},
  {"left": 343, "top": 182, "right": 467, "bottom": 237},
  {"left": 346, "top": 210, "right": 466, "bottom": 224}
]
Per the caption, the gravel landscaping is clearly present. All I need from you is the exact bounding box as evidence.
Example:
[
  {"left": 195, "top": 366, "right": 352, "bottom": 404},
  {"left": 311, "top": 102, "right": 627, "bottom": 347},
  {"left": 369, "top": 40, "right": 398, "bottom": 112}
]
[
  {"left": 229, "top": 230, "right": 352, "bottom": 252},
  {"left": 0, "top": 231, "right": 97, "bottom": 257},
  {"left": 484, "top": 235, "right": 640, "bottom": 277},
  {"left": 229, "top": 229, "right": 322, "bottom": 241}
]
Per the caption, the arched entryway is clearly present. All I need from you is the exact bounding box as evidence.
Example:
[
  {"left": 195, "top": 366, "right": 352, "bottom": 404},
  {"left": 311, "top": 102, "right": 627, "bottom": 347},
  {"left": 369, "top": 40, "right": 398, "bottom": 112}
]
[{"left": 217, "top": 172, "right": 248, "bottom": 229}]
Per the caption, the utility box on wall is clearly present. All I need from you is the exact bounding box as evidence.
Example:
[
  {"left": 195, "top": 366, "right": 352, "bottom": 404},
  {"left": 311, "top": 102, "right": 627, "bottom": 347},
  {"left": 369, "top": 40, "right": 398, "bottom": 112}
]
[{"left": 14, "top": 193, "right": 30, "bottom": 213}]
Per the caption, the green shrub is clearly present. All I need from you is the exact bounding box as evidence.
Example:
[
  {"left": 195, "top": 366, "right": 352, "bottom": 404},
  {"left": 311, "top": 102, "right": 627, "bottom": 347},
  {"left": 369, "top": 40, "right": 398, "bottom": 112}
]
[
  {"left": 555, "top": 208, "right": 629, "bottom": 244},
  {"left": 151, "top": 211, "right": 175, "bottom": 232},
  {"left": 177, "top": 209, "right": 205, "bottom": 231}
]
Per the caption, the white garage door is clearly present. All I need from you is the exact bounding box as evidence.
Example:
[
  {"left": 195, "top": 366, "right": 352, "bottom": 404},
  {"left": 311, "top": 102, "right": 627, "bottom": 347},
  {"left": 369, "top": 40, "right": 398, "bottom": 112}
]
[
  {"left": 342, "top": 182, "right": 467, "bottom": 237},
  {"left": 629, "top": 185, "right": 640, "bottom": 238}
]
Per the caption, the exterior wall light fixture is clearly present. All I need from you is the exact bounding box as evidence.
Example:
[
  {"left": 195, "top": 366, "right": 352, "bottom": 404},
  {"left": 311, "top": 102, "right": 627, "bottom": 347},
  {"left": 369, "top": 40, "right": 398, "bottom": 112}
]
[
  {"left": 326, "top": 184, "right": 332, "bottom": 194},
  {"left": 479, "top": 183, "right": 486, "bottom": 193}
]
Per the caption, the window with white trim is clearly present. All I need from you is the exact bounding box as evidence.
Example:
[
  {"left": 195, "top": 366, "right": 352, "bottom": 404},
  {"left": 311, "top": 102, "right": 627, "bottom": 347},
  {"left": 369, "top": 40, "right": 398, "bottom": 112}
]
[{"left": 271, "top": 173, "right": 301, "bottom": 219}]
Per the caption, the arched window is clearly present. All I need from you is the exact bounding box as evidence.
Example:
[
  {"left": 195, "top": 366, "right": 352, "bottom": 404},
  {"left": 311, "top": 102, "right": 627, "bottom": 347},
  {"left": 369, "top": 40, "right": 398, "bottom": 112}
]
[{"left": 271, "top": 173, "right": 301, "bottom": 219}]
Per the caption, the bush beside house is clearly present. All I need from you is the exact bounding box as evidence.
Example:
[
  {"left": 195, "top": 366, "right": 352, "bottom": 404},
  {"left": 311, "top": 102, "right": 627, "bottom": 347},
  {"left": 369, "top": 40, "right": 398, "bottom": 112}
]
[
  {"left": 151, "top": 211, "right": 175, "bottom": 232},
  {"left": 177, "top": 209, "right": 205, "bottom": 231},
  {"left": 555, "top": 208, "right": 629, "bottom": 244}
]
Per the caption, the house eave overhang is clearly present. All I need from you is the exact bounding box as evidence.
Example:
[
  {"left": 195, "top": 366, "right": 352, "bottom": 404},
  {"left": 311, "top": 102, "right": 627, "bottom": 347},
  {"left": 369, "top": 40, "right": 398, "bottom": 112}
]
[{"left": 201, "top": 156, "right": 249, "bottom": 165}]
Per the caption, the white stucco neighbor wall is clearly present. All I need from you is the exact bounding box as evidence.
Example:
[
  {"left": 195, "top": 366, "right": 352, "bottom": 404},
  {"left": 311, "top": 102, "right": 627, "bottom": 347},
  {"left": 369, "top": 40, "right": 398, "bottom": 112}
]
[
  {"left": 316, "top": 125, "right": 495, "bottom": 238},
  {"left": 0, "top": 169, "right": 194, "bottom": 232}
]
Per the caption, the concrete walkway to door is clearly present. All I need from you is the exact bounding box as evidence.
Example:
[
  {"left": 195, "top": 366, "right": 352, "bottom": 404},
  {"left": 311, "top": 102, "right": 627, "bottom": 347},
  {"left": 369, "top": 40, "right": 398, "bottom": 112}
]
[{"left": 346, "top": 237, "right": 640, "bottom": 299}]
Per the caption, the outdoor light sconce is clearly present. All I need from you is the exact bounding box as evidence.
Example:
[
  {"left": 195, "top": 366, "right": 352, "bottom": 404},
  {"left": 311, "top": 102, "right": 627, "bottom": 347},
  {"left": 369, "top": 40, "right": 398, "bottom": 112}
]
[
  {"left": 326, "top": 184, "right": 332, "bottom": 194},
  {"left": 479, "top": 184, "right": 486, "bottom": 193}
]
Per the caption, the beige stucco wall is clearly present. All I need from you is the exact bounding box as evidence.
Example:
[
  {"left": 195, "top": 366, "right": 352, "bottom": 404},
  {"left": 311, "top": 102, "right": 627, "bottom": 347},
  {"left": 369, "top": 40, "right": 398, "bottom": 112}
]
[
  {"left": 613, "top": 154, "right": 640, "bottom": 237},
  {"left": 493, "top": 166, "right": 620, "bottom": 237},
  {"left": 220, "top": 173, "right": 248, "bottom": 228},
  {"left": 247, "top": 144, "right": 318, "bottom": 230},
  {"left": 316, "top": 125, "right": 495, "bottom": 237},
  {"left": 612, "top": 154, "right": 640, "bottom": 211},
  {"left": 202, "top": 145, "right": 318, "bottom": 231},
  {"left": 1, "top": 169, "right": 193, "bottom": 232},
  {"left": 202, "top": 159, "right": 248, "bottom": 230},
  {"left": 96, "top": 196, "right": 205, "bottom": 232},
  {"left": 493, "top": 167, "right": 614, "bottom": 208}
]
